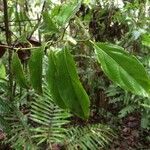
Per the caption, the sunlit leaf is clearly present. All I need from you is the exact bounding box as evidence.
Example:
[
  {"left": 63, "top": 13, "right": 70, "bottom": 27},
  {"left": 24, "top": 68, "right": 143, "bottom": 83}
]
[
  {"left": 41, "top": 12, "right": 59, "bottom": 34},
  {"left": 53, "top": 1, "right": 81, "bottom": 27},
  {"left": 93, "top": 42, "right": 150, "bottom": 97},
  {"left": 141, "top": 33, "right": 150, "bottom": 48}
]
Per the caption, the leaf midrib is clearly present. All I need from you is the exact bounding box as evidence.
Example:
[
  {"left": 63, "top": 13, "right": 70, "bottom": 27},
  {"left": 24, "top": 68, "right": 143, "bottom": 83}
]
[
  {"left": 95, "top": 44, "right": 149, "bottom": 96},
  {"left": 63, "top": 49, "right": 86, "bottom": 117}
]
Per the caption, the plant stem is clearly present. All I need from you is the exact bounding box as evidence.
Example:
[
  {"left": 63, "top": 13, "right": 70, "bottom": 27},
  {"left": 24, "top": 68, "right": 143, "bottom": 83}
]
[
  {"left": 0, "top": 44, "right": 40, "bottom": 50},
  {"left": 28, "top": 0, "right": 46, "bottom": 39},
  {"left": 3, "top": 0, "right": 13, "bottom": 101}
]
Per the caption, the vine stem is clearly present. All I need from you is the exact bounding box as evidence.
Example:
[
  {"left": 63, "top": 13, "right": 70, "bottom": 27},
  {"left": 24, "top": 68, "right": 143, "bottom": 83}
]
[{"left": 3, "top": 0, "right": 13, "bottom": 100}]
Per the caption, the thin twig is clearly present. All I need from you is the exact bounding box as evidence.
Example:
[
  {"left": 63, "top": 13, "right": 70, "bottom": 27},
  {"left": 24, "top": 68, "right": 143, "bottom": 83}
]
[
  {"left": 0, "top": 19, "right": 38, "bottom": 24},
  {"left": 0, "top": 25, "right": 18, "bottom": 39},
  {"left": 28, "top": 1, "right": 46, "bottom": 39},
  {"left": 3, "top": 0, "right": 13, "bottom": 101},
  {"left": 0, "top": 44, "right": 40, "bottom": 50}
]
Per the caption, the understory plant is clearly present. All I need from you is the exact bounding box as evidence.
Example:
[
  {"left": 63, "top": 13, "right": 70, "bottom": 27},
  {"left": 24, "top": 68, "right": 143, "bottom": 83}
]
[{"left": 0, "top": 0, "right": 149, "bottom": 149}]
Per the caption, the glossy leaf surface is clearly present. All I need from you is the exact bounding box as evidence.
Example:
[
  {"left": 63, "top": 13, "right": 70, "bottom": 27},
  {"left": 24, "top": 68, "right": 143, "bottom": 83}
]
[
  {"left": 46, "top": 51, "right": 67, "bottom": 109},
  {"left": 46, "top": 48, "right": 90, "bottom": 119},
  {"left": 93, "top": 42, "right": 150, "bottom": 97}
]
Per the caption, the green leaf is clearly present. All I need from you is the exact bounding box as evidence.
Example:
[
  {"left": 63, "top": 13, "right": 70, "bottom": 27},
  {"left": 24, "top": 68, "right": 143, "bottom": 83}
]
[
  {"left": 54, "top": 1, "right": 81, "bottom": 27},
  {"left": 0, "top": 62, "right": 6, "bottom": 79},
  {"left": 41, "top": 12, "right": 59, "bottom": 34},
  {"left": 46, "top": 48, "right": 90, "bottom": 119},
  {"left": 93, "top": 42, "right": 150, "bottom": 97},
  {"left": 46, "top": 51, "right": 67, "bottom": 109},
  {"left": 29, "top": 47, "right": 44, "bottom": 94},
  {"left": 12, "top": 52, "right": 28, "bottom": 88},
  {"left": 141, "top": 33, "right": 150, "bottom": 48},
  {"left": 30, "top": 84, "right": 70, "bottom": 145}
]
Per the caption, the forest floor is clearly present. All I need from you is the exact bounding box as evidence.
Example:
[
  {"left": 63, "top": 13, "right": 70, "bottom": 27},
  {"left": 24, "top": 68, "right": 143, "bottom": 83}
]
[
  {"left": 110, "top": 113, "right": 150, "bottom": 150},
  {"left": 0, "top": 113, "right": 149, "bottom": 150}
]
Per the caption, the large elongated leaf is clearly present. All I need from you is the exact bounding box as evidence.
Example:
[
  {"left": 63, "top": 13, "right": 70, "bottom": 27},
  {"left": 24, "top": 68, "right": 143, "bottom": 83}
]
[
  {"left": 46, "top": 51, "right": 67, "bottom": 109},
  {"left": 12, "top": 52, "right": 28, "bottom": 88},
  {"left": 46, "top": 48, "right": 90, "bottom": 119},
  {"left": 29, "top": 47, "right": 44, "bottom": 94},
  {"left": 56, "top": 49, "right": 90, "bottom": 119},
  {"left": 93, "top": 42, "right": 150, "bottom": 97}
]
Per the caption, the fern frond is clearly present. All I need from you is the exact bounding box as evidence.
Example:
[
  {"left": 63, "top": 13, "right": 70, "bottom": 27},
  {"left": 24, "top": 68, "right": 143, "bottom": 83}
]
[
  {"left": 4, "top": 106, "right": 36, "bottom": 150},
  {"left": 64, "top": 124, "right": 115, "bottom": 150},
  {"left": 0, "top": 96, "right": 12, "bottom": 132},
  {"left": 0, "top": 87, "right": 36, "bottom": 150},
  {"left": 118, "top": 105, "right": 137, "bottom": 118},
  {"left": 30, "top": 85, "right": 71, "bottom": 146}
]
